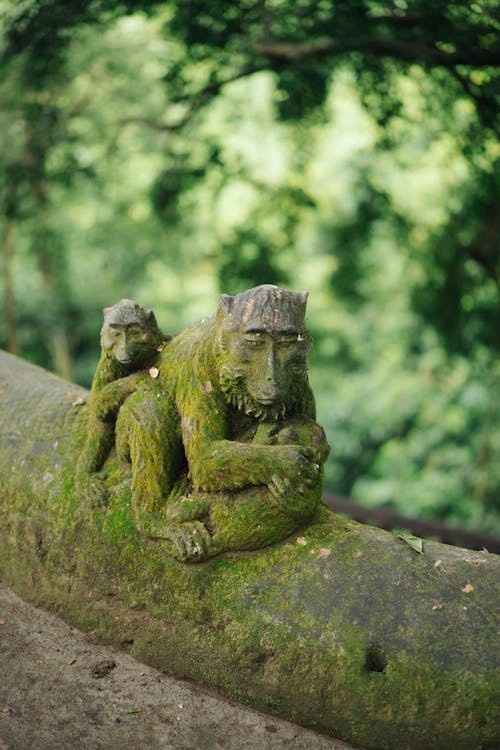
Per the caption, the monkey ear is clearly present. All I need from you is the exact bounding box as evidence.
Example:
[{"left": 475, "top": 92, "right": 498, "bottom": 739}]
[
  {"left": 219, "top": 294, "right": 234, "bottom": 314},
  {"left": 298, "top": 291, "right": 309, "bottom": 305},
  {"left": 103, "top": 306, "right": 112, "bottom": 318}
]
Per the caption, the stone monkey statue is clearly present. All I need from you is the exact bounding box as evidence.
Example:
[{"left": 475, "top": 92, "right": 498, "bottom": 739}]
[
  {"left": 114, "top": 284, "right": 330, "bottom": 560},
  {"left": 76, "top": 299, "right": 167, "bottom": 503}
]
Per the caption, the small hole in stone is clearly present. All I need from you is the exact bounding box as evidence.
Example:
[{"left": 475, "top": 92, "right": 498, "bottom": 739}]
[{"left": 365, "top": 645, "right": 388, "bottom": 673}]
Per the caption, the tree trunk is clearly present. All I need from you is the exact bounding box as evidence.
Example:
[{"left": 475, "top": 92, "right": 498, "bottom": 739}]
[
  {"left": 0, "top": 349, "right": 498, "bottom": 750},
  {"left": 1, "top": 218, "right": 19, "bottom": 355}
]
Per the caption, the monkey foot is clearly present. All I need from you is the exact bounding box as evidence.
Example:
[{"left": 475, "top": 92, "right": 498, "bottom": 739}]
[
  {"left": 74, "top": 473, "right": 108, "bottom": 509},
  {"left": 163, "top": 521, "right": 213, "bottom": 562}
]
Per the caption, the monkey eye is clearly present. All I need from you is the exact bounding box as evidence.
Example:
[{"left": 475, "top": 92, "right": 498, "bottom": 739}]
[
  {"left": 128, "top": 325, "right": 143, "bottom": 336},
  {"left": 243, "top": 334, "right": 264, "bottom": 346},
  {"left": 277, "top": 335, "right": 297, "bottom": 348},
  {"left": 110, "top": 329, "right": 121, "bottom": 337}
]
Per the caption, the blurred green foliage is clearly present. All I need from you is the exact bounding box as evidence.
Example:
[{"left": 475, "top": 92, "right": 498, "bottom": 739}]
[{"left": 0, "top": 1, "right": 499, "bottom": 533}]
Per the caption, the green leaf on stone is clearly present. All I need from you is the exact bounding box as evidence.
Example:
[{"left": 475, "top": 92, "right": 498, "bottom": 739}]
[{"left": 393, "top": 529, "right": 424, "bottom": 554}]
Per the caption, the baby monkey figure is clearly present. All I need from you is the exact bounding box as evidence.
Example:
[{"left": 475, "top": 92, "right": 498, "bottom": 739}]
[{"left": 76, "top": 299, "right": 166, "bottom": 504}]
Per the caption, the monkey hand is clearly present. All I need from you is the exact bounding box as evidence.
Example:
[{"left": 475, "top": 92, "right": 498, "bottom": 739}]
[
  {"left": 95, "top": 374, "right": 154, "bottom": 419},
  {"left": 268, "top": 473, "right": 320, "bottom": 512},
  {"left": 273, "top": 444, "right": 320, "bottom": 487},
  {"left": 277, "top": 418, "right": 330, "bottom": 464},
  {"left": 124, "top": 371, "right": 154, "bottom": 392},
  {"left": 163, "top": 521, "right": 213, "bottom": 562}
]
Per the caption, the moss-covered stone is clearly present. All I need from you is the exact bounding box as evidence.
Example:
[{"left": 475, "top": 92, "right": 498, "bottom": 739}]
[{"left": 1, "top": 349, "right": 499, "bottom": 749}]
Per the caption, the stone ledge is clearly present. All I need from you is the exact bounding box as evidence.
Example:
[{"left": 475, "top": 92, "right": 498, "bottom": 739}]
[{"left": 1, "top": 350, "right": 499, "bottom": 750}]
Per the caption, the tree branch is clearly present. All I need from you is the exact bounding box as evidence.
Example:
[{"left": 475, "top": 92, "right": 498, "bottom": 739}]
[
  {"left": 117, "top": 116, "right": 183, "bottom": 133},
  {"left": 254, "top": 35, "right": 500, "bottom": 68},
  {"left": 119, "top": 66, "right": 265, "bottom": 133}
]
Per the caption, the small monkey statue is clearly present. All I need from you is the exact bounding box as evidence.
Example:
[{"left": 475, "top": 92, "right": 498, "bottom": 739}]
[{"left": 76, "top": 299, "right": 167, "bottom": 503}]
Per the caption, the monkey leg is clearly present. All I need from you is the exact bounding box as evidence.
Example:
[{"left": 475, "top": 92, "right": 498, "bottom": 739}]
[
  {"left": 74, "top": 416, "right": 114, "bottom": 507},
  {"left": 164, "top": 490, "right": 213, "bottom": 523},
  {"left": 115, "top": 391, "right": 185, "bottom": 533},
  {"left": 163, "top": 417, "right": 328, "bottom": 560},
  {"left": 77, "top": 415, "right": 115, "bottom": 474},
  {"left": 206, "top": 482, "right": 321, "bottom": 556}
]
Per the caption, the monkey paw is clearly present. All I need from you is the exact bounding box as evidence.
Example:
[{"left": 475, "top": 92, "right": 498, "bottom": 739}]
[
  {"left": 74, "top": 473, "right": 108, "bottom": 509},
  {"left": 163, "top": 521, "right": 213, "bottom": 562},
  {"left": 268, "top": 472, "right": 321, "bottom": 518}
]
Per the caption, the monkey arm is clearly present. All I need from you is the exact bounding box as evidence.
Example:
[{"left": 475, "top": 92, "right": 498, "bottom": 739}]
[
  {"left": 94, "top": 373, "right": 152, "bottom": 421},
  {"left": 188, "top": 436, "right": 317, "bottom": 493},
  {"left": 180, "top": 399, "right": 319, "bottom": 493}
]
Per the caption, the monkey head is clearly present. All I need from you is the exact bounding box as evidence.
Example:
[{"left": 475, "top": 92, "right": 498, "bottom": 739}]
[
  {"left": 216, "top": 285, "right": 312, "bottom": 420},
  {"left": 100, "top": 299, "right": 163, "bottom": 369}
]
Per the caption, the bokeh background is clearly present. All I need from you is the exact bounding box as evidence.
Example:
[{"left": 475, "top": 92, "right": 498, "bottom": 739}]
[{"left": 1, "top": 1, "right": 499, "bottom": 535}]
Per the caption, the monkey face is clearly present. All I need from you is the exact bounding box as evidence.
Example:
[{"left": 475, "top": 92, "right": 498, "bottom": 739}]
[
  {"left": 101, "top": 323, "right": 158, "bottom": 368},
  {"left": 219, "top": 325, "right": 310, "bottom": 408},
  {"left": 216, "top": 285, "right": 311, "bottom": 415}
]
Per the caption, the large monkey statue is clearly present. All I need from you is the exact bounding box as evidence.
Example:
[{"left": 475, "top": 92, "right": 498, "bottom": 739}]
[{"left": 114, "top": 285, "right": 330, "bottom": 560}]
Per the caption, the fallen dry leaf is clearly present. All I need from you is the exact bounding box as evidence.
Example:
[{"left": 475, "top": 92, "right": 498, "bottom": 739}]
[
  {"left": 0, "top": 619, "right": 5, "bottom": 625},
  {"left": 434, "top": 559, "right": 442, "bottom": 568},
  {"left": 470, "top": 559, "right": 480, "bottom": 566},
  {"left": 355, "top": 551, "right": 364, "bottom": 558},
  {"left": 432, "top": 602, "right": 443, "bottom": 610},
  {"left": 318, "top": 548, "right": 331, "bottom": 559},
  {"left": 461, "top": 583, "right": 475, "bottom": 593},
  {"left": 157, "top": 340, "right": 169, "bottom": 352},
  {"left": 297, "top": 537, "right": 307, "bottom": 546},
  {"left": 72, "top": 396, "right": 86, "bottom": 407},
  {"left": 149, "top": 366, "right": 159, "bottom": 379},
  {"left": 1, "top": 708, "right": 12, "bottom": 714}
]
